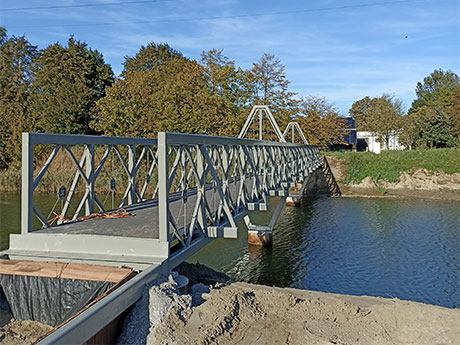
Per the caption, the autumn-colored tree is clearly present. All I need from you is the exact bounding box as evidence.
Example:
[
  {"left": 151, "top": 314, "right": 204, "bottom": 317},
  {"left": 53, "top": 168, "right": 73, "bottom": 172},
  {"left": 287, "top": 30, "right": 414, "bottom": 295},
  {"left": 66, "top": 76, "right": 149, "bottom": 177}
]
[
  {"left": 251, "top": 53, "right": 298, "bottom": 130},
  {"left": 200, "top": 49, "right": 253, "bottom": 135},
  {"left": 0, "top": 27, "right": 37, "bottom": 168},
  {"left": 95, "top": 52, "right": 233, "bottom": 137},
  {"left": 349, "top": 94, "right": 403, "bottom": 147},
  {"left": 297, "top": 96, "right": 346, "bottom": 148},
  {"left": 348, "top": 96, "right": 372, "bottom": 131},
  {"left": 122, "top": 43, "right": 182, "bottom": 75},
  {"left": 29, "top": 37, "right": 114, "bottom": 134}
]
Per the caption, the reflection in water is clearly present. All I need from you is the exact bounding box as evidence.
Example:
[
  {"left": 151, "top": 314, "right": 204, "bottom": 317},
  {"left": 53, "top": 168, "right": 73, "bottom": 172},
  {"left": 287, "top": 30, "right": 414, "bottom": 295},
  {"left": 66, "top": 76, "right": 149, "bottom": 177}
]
[{"left": 191, "top": 196, "right": 460, "bottom": 308}]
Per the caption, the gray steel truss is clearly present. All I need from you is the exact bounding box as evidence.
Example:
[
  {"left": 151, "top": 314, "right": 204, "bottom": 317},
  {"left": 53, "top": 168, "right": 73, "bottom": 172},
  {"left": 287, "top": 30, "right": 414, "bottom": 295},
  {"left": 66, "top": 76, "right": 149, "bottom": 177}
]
[
  {"left": 13, "top": 131, "right": 321, "bottom": 267},
  {"left": 283, "top": 121, "right": 309, "bottom": 144},
  {"left": 238, "top": 105, "right": 286, "bottom": 142}
]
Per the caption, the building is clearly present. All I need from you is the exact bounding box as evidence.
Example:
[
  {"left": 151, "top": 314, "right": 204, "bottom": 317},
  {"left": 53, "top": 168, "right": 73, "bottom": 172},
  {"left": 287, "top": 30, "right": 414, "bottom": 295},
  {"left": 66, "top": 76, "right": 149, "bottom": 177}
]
[
  {"left": 330, "top": 117, "right": 357, "bottom": 150},
  {"left": 356, "top": 131, "right": 404, "bottom": 154}
]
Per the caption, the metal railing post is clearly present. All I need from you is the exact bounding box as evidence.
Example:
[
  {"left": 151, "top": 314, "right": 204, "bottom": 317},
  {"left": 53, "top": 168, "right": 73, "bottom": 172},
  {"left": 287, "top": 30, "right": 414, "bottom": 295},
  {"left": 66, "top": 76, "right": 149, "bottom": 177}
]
[
  {"left": 196, "top": 145, "right": 207, "bottom": 234},
  {"left": 128, "top": 145, "right": 135, "bottom": 205},
  {"left": 21, "top": 133, "right": 33, "bottom": 234},
  {"left": 157, "top": 132, "right": 169, "bottom": 244},
  {"left": 85, "top": 144, "right": 95, "bottom": 215}
]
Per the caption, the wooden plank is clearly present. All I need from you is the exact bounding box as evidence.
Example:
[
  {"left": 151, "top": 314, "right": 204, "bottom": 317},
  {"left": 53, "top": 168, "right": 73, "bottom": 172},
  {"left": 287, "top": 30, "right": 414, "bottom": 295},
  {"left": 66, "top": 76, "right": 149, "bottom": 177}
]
[{"left": 0, "top": 260, "right": 134, "bottom": 283}]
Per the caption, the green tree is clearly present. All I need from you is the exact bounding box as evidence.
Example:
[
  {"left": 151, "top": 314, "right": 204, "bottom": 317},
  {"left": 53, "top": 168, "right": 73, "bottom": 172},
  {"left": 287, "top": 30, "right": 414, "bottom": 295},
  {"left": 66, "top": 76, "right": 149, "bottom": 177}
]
[
  {"left": 251, "top": 53, "right": 298, "bottom": 129},
  {"left": 29, "top": 37, "right": 114, "bottom": 134},
  {"left": 401, "top": 106, "right": 455, "bottom": 148},
  {"left": 450, "top": 87, "right": 460, "bottom": 145},
  {"left": 297, "top": 96, "right": 346, "bottom": 148},
  {"left": 409, "top": 69, "right": 460, "bottom": 146},
  {"left": 412, "top": 69, "right": 459, "bottom": 109},
  {"left": 0, "top": 27, "right": 37, "bottom": 168},
  {"left": 349, "top": 94, "right": 403, "bottom": 147}
]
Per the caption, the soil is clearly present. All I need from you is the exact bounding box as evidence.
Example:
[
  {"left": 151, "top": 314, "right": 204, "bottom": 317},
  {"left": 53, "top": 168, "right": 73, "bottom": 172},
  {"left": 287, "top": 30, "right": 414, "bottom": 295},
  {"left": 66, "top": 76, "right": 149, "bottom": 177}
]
[
  {"left": 151, "top": 282, "right": 460, "bottom": 345},
  {"left": 0, "top": 320, "right": 53, "bottom": 345}
]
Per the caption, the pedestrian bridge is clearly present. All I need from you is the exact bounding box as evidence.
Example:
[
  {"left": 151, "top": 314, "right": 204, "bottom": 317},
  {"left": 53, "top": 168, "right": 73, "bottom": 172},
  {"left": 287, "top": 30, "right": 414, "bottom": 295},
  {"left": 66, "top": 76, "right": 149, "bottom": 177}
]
[{"left": 6, "top": 130, "right": 321, "bottom": 269}]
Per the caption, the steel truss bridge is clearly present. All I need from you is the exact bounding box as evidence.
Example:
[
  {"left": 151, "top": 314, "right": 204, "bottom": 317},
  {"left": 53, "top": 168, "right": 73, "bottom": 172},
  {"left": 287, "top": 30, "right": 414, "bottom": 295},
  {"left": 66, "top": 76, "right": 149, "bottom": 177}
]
[{"left": 8, "top": 129, "right": 321, "bottom": 268}]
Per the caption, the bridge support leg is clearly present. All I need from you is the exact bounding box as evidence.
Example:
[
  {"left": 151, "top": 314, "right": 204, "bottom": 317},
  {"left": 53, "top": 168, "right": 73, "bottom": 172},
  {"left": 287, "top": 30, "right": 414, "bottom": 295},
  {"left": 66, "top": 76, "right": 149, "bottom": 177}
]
[
  {"left": 286, "top": 182, "right": 304, "bottom": 207},
  {"left": 244, "top": 196, "right": 286, "bottom": 246}
]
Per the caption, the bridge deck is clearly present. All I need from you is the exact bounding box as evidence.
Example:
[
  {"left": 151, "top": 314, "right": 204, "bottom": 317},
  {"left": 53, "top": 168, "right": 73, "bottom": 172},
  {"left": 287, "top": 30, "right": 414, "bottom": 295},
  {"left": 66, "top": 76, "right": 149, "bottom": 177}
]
[
  {"left": 38, "top": 203, "right": 160, "bottom": 239},
  {"left": 36, "top": 179, "right": 250, "bottom": 239},
  {"left": 6, "top": 180, "right": 260, "bottom": 268}
]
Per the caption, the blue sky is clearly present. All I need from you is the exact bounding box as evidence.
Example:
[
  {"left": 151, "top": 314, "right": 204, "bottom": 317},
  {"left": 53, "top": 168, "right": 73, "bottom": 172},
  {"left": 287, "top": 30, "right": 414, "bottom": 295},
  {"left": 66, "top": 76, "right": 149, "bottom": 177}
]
[{"left": 1, "top": 0, "right": 459, "bottom": 114}]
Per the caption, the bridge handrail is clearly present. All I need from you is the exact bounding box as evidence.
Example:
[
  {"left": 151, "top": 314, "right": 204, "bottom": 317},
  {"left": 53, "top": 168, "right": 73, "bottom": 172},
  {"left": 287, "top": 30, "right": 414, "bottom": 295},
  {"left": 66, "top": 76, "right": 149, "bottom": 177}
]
[
  {"left": 24, "top": 132, "right": 158, "bottom": 146},
  {"left": 164, "top": 132, "right": 315, "bottom": 148},
  {"left": 24, "top": 132, "right": 316, "bottom": 148},
  {"left": 21, "top": 132, "right": 321, "bottom": 252}
]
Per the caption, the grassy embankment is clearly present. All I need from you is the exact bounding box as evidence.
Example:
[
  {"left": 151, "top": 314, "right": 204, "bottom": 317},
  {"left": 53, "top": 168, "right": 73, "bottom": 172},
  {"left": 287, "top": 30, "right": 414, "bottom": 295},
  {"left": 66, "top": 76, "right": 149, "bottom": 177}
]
[{"left": 327, "top": 148, "right": 460, "bottom": 184}]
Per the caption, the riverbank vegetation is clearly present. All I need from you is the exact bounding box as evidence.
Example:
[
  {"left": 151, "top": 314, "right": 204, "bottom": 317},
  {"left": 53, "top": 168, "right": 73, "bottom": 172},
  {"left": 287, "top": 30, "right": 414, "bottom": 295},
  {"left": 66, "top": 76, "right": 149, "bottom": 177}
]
[
  {"left": 350, "top": 70, "right": 460, "bottom": 149},
  {"left": 328, "top": 148, "right": 460, "bottom": 184}
]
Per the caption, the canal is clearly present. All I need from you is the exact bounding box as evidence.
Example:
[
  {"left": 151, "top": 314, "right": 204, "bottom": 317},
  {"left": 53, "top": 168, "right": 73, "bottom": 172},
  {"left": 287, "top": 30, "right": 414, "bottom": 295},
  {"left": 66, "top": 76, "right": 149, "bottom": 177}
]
[{"left": 0, "top": 193, "right": 459, "bottom": 308}]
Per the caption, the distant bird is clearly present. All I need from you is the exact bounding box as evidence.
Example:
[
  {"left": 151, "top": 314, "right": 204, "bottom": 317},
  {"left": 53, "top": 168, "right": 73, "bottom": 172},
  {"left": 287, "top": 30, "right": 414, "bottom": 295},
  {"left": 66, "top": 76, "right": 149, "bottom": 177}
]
[{"left": 405, "top": 35, "right": 408, "bottom": 38}]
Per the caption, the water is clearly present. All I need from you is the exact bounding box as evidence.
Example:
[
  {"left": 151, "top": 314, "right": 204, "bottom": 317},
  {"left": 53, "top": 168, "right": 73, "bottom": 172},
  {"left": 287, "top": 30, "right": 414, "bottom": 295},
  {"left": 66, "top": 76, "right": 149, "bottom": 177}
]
[
  {"left": 190, "top": 197, "right": 460, "bottom": 308},
  {"left": 0, "top": 193, "right": 459, "bottom": 308}
]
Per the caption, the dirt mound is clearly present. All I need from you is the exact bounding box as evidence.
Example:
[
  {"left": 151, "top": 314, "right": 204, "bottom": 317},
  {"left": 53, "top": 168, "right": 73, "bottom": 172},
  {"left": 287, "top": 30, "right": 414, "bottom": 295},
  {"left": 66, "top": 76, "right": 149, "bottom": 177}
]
[
  {"left": 325, "top": 156, "right": 346, "bottom": 181},
  {"left": 0, "top": 320, "right": 53, "bottom": 345},
  {"left": 151, "top": 282, "right": 459, "bottom": 345},
  {"left": 382, "top": 169, "right": 460, "bottom": 191}
]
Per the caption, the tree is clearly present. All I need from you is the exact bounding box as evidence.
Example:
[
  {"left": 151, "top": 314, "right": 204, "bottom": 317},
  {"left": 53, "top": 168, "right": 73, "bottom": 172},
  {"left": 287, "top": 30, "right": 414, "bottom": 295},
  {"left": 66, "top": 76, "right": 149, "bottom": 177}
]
[
  {"left": 349, "top": 94, "right": 403, "bottom": 147},
  {"left": 29, "top": 37, "right": 114, "bottom": 134},
  {"left": 297, "top": 96, "right": 346, "bottom": 148},
  {"left": 200, "top": 49, "right": 253, "bottom": 135},
  {"left": 251, "top": 53, "right": 298, "bottom": 129},
  {"left": 409, "top": 69, "right": 460, "bottom": 146},
  {"left": 95, "top": 55, "right": 234, "bottom": 137},
  {"left": 412, "top": 69, "right": 459, "bottom": 108},
  {"left": 0, "top": 27, "right": 37, "bottom": 168},
  {"left": 450, "top": 87, "right": 460, "bottom": 145},
  {"left": 122, "top": 43, "right": 182, "bottom": 75},
  {"left": 400, "top": 106, "right": 455, "bottom": 148},
  {"left": 348, "top": 96, "right": 372, "bottom": 131}
]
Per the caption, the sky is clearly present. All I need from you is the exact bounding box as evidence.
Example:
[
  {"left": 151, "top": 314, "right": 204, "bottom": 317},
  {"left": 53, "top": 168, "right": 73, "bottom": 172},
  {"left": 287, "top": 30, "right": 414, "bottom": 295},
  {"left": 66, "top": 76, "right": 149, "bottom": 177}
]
[{"left": 1, "top": 0, "right": 459, "bottom": 114}]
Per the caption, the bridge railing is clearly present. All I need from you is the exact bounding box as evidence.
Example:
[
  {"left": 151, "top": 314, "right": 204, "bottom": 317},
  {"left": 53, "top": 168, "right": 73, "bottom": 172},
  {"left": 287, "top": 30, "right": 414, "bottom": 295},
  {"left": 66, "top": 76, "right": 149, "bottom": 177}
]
[
  {"left": 21, "top": 132, "right": 321, "bottom": 251},
  {"left": 158, "top": 132, "right": 321, "bottom": 251},
  {"left": 21, "top": 133, "right": 160, "bottom": 234}
]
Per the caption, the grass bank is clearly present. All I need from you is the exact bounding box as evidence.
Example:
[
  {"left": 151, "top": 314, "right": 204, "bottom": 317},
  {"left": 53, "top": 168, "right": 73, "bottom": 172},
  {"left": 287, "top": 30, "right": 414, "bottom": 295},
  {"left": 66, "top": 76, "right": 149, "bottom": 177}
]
[{"left": 327, "top": 148, "right": 460, "bottom": 184}]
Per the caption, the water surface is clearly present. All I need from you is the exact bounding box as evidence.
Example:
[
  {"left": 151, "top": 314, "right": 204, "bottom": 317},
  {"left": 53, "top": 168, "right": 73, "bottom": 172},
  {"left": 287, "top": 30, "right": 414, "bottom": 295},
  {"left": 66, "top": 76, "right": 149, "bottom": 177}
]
[
  {"left": 191, "top": 197, "right": 460, "bottom": 308},
  {"left": 0, "top": 193, "right": 458, "bottom": 308}
]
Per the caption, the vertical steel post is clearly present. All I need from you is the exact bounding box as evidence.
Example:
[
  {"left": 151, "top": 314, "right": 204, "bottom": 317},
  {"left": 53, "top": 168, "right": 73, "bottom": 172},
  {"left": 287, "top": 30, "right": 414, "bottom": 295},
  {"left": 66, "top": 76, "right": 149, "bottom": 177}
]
[
  {"left": 258, "top": 109, "right": 263, "bottom": 141},
  {"left": 157, "top": 133, "right": 169, "bottom": 243},
  {"left": 85, "top": 144, "right": 95, "bottom": 215},
  {"left": 196, "top": 146, "right": 207, "bottom": 233},
  {"left": 21, "top": 133, "right": 33, "bottom": 234},
  {"left": 128, "top": 145, "right": 135, "bottom": 205}
]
